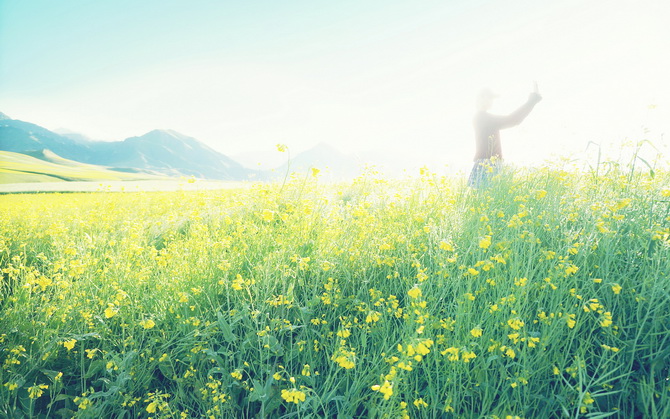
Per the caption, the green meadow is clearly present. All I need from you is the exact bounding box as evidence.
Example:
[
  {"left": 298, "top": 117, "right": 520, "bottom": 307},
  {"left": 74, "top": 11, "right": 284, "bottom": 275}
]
[
  {"left": 0, "top": 150, "right": 163, "bottom": 184},
  {"left": 1, "top": 165, "right": 669, "bottom": 418}
]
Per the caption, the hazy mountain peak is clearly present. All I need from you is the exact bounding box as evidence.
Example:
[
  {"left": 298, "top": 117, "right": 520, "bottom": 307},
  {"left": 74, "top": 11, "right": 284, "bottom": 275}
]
[
  {"left": 53, "top": 128, "right": 95, "bottom": 143},
  {"left": 147, "top": 128, "right": 183, "bottom": 137},
  {"left": 309, "top": 142, "right": 341, "bottom": 153},
  {"left": 0, "top": 112, "right": 12, "bottom": 121}
]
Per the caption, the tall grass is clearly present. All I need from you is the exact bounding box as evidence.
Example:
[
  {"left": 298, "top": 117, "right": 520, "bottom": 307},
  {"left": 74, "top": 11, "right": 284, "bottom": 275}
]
[{"left": 1, "top": 164, "right": 669, "bottom": 418}]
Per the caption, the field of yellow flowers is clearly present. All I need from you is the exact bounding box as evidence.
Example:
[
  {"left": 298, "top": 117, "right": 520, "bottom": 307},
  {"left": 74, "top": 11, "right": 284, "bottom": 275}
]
[{"left": 1, "top": 166, "right": 669, "bottom": 418}]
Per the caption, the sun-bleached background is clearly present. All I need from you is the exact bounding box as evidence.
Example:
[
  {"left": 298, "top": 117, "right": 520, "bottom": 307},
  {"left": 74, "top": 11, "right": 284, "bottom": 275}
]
[{"left": 1, "top": 0, "right": 668, "bottom": 173}]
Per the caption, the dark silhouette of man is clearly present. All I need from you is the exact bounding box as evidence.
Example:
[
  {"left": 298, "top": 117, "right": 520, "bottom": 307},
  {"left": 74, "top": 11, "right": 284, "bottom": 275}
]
[{"left": 468, "top": 84, "right": 542, "bottom": 187}]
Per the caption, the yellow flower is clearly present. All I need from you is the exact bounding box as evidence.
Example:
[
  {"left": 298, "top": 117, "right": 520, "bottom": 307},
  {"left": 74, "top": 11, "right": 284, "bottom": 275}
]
[
  {"left": 261, "top": 209, "right": 274, "bottom": 222},
  {"left": 74, "top": 396, "right": 91, "bottom": 410},
  {"left": 337, "top": 329, "right": 351, "bottom": 338},
  {"left": 232, "top": 274, "right": 245, "bottom": 291},
  {"left": 507, "top": 318, "right": 525, "bottom": 330},
  {"left": 413, "top": 398, "right": 428, "bottom": 408},
  {"left": 479, "top": 235, "right": 492, "bottom": 249},
  {"left": 281, "top": 388, "right": 306, "bottom": 404},
  {"left": 365, "top": 311, "right": 381, "bottom": 323},
  {"left": 600, "top": 312, "right": 613, "bottom": 328},
  {"left": 441, "top": 347, "right": 459, "bottom": 361},
  {"left": 565, "top": 265, "right": 579, "bottom": 275},
  {"left": 439, "top": 241, "right": 454, "bottom": 251},
  {"left": 407, "top": 286, "right": 422, "bottom": 299},
  {"left": 140, "top": 319, "right": 156, "bottom": 329},
  {"left": 611, "top": 283, "right": 622, "bottom": 294},
  {"left": 514, "top": 277, "right": 528, "bottom": 287},
  {"left": 104, "top": 306, "right": 117, "bottom": 319},
  {"left": 276, "top": 143, "right": 288, "bottom": 152},
  {"left": 230, "top": 370, "right": 243, "bottom": 380},
  {"left": 63, "top": 339, "right": 77, "bottom": 351},
  {"left": 461, "top": 350, "right": 477, "bottom": 362},
  {"left": 146, "top": 401, "right": 158, "bottom": 413},
  {"left": 581, "top": 392, "right": 595, "bottom": 413},
  {"left": 601, "top": 344, "right": 620, "bottom": 352},
  {"left": 371, "top": 380, "right": 393, "bottom": 400},
  {"left": 28, "top": 384, "right": 48, "bottom": 399},
  {"left": 331, "top": 348, "right": 356, "bottom": 369},
  {"left": 415, "top": 339, "right": 433, "bottom": 355},
  {"left": 470, "top": 327, "right": 483, "bottom": 338}
]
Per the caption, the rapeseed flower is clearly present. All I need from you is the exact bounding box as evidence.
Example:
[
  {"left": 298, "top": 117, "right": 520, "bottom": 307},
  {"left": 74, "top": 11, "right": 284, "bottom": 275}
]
[
  {"left": 439, "top": 240, "right": 455, "bottom": 251},
  {"left": 407, "top": 286, "right": 422, "bottom": 299},
  {"left": 28, "top": 384, "right": 48, "bottom": 399},
  {"left": 507, "top": 318, "right": 524, "bottom": 330},
  {"left": 140, "top": 319, "right": 156, "bottom": 329},
  {"left": 104, "top": 305, "right": 118, "bottom": 319},
  {"left": 413, "top": 398, "right": 428, "bottom": 408},
  {"left": 281, "top": 388, "right": 306, "bottom": 404},
  {"left": 371, "top": 380, "right": 393, "bottom": 400},
  {"left": 331, "top": 348, "right": 356, "bottom": 369},
  {"left": 63, "top": 339, "right": 77, "bottom": 351}
]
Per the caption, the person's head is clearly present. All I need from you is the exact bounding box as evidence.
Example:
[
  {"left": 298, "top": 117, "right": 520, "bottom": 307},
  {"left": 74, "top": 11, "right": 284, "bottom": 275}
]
[{"left": 476, "top": 88, "right": 498, "bottom": 112}]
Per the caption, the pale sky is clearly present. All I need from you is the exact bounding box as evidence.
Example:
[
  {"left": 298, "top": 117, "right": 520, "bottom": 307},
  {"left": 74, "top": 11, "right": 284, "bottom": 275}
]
[{"left": 1, "top": 0, "right": 669, "bottom": 173}]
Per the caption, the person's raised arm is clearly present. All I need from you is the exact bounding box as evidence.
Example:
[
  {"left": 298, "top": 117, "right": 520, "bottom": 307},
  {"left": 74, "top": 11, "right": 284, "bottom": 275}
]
[{"left": 488, "top": 88, "right": 542, "bottom": 130}]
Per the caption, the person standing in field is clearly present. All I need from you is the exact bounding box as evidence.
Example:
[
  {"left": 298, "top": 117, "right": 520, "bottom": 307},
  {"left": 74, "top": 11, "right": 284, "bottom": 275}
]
[{"left": 468, "top": 83, "right": 543, "bottom": 188}]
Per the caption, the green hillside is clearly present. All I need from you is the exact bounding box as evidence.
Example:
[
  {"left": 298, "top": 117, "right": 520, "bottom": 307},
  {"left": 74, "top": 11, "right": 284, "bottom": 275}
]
[{"left": 0, "top": 150, "right": 167, "bottom": 184}]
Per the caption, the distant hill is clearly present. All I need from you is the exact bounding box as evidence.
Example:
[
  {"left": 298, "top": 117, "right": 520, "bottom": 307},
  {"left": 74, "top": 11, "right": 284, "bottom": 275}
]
[
  {"left": 0, "top": 114, "right": 255, "bottom": 180},
  {"left": 0, "top": 116, "right": 98, "bottom": 162},
  {"left": 0, "top": 150, "right": 167, "bottom": 184},
  {"left": 53, "top": 128, "right": 97, "bottom": 144},
  {"left": 90, "top": 129, "right": 254, "bottom": 180}
]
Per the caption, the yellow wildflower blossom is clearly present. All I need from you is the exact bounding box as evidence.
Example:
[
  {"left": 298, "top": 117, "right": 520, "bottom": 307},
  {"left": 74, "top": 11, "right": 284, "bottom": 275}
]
[
  {"left": 281, "top": 388, "right": 306, "bottom": 404},
  {"left": 140, "top": 319, "right": 156, "bottom": 329},
  {"left": 63, "top": 339, "right": 77, "bottom": 351},
  {"left": 407, "top": 286, "right": 422, "bottom": 299},
  {"left": 371, "top": 380, "right": 393, "bottom": 400}
]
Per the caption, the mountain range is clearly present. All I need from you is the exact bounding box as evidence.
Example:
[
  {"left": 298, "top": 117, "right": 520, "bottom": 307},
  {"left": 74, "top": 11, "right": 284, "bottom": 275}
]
[
  {"left": 0, "top": 112, "right": 435, "bottom": 183},
  {"left": 0, "top": 112, "right": 256, "bottom": 180},
  {"left": 0, "top": 112, "right": 362, "bottom": 181}
]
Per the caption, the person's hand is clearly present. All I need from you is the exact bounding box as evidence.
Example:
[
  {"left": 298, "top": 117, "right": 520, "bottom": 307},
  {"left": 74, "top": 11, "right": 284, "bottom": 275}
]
[{"left": 530, "top": 81, "right": 542, "bottom": 103}]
